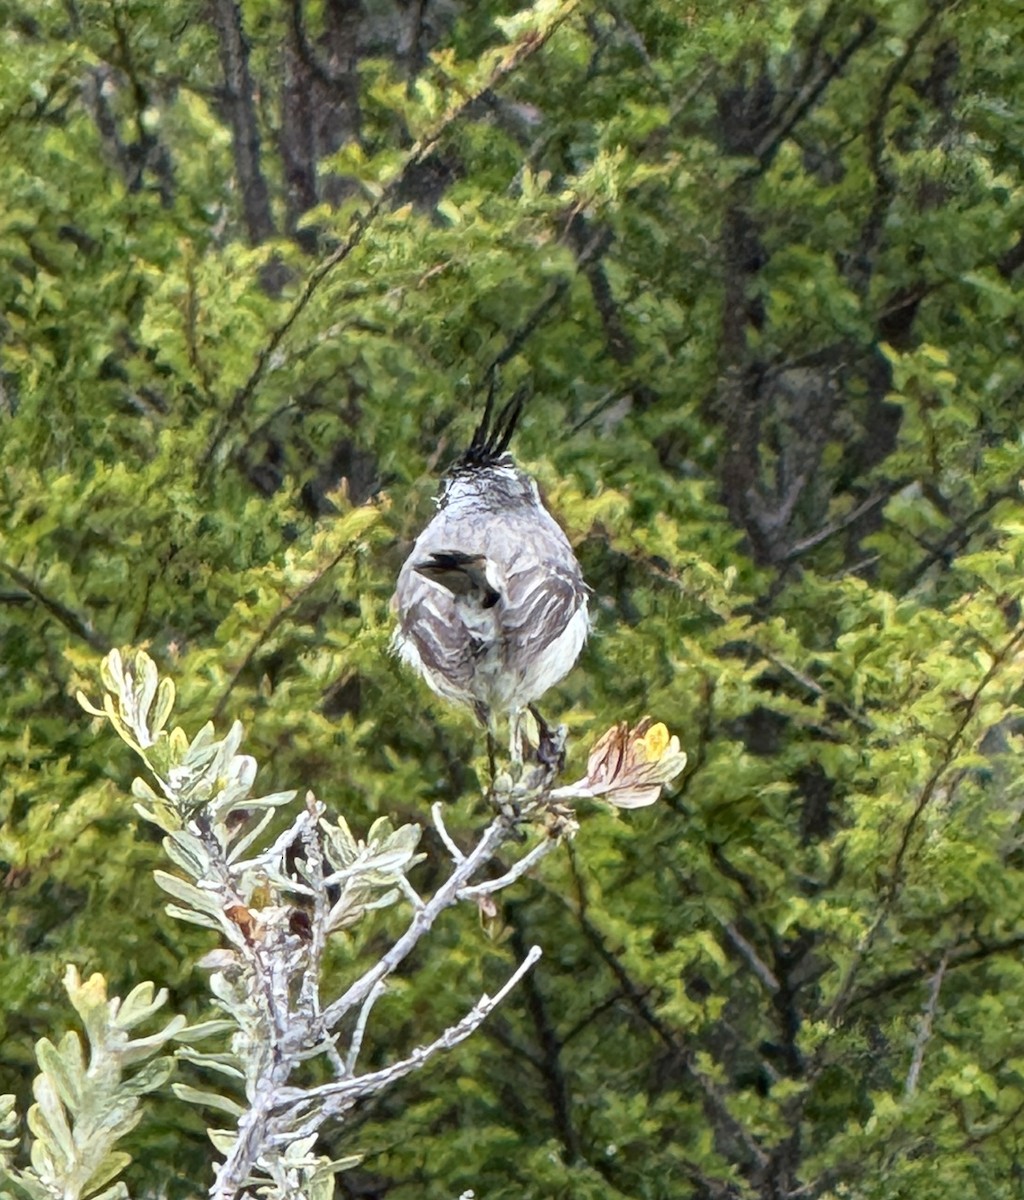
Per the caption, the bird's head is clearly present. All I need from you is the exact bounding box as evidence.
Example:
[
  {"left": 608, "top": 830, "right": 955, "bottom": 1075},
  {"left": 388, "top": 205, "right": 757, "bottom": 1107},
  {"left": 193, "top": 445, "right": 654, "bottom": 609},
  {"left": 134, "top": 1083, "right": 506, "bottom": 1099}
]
[
  {"left": 438, "top": 453, "right": 540, "bottom": 512},
  {"left": 436, "top": 386, "right": 540, "bottom": 511}
]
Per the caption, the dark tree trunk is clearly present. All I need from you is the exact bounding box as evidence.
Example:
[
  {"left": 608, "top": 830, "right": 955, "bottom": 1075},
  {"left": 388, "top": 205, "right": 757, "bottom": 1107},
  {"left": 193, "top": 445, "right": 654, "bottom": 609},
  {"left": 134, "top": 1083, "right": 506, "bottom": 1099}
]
[
  {"left": 209, "top": 0, "right": 275, "bottom": 244},
  {"left": 280, "top": 0, "right": 364, "bottom": 239}
]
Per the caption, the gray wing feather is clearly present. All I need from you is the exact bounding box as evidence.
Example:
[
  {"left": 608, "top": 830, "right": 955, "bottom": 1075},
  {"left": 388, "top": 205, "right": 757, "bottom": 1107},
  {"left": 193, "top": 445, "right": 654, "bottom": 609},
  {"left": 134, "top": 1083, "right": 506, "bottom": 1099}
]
[
  {"left": 395, "top": 579, "right": 478, "bottom": 698},
  {"left": 501, "top": 560, "right": 587, "bottom": 653}
]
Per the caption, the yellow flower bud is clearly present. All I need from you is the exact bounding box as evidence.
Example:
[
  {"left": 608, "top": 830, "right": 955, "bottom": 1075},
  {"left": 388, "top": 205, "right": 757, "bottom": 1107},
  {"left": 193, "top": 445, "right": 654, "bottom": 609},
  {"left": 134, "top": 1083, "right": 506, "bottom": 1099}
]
[{"left": 639, "top": 722, "right": 670, "bottom": 761}]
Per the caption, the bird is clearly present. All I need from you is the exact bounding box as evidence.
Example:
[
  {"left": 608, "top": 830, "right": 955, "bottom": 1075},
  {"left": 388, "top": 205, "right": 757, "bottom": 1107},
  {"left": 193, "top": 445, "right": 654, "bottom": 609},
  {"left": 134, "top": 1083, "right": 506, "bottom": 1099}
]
[{"left": 391, "top": 391, "right": 589, "bottom": 763}]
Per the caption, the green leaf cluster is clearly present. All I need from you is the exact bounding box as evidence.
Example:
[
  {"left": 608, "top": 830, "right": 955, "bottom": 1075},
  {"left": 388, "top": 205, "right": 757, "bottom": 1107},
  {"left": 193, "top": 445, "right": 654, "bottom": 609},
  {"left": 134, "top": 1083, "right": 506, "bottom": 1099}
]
[{"left": 0, "top": 967, "right": 183, "bottom": 1200}]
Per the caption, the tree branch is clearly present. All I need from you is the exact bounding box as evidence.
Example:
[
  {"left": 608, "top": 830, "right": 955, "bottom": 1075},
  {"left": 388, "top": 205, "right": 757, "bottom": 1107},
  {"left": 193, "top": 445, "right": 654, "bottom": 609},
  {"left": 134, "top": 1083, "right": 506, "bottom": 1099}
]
[
  {"left": 847, "top": 932, "right": 1024, "bottom": 1012},
  {"left": 781, "top": 490, "right": 893, "bottom": 563},
  {"left": 747, "top": 15, "right": 878, "bottom": 173},
  {"left": 211, "top": 530, "right": 370, "bottom": 721},
  {"left": 201, "top": 0, "right": 580, "bottom": 475},
  {"left": 801, "top": 620, "right": 1024, "bottom": 1103},
  {"left": 852, "top": 3, "right": 949, "bottom": 288},
  {"left": 322, "top": 815, "right": 516, "bottom": 1029},
  {"left": 718, "top": 918, "right": 780, "bottom": 994},
  {"left": 0, "top": 560, "right": 109, "bottom": 651},
  {"left": 279, "top": 946, "right": 543, "bottom": 1129},
  {"left": 904, "top": 946, "right": 949, "bottom": 1097},
  {"left": 566, "top": 896, "right": 769, "bottom": 1170},
  {"left": 457, "top": 836, "right": 557, "bottom": 899}
]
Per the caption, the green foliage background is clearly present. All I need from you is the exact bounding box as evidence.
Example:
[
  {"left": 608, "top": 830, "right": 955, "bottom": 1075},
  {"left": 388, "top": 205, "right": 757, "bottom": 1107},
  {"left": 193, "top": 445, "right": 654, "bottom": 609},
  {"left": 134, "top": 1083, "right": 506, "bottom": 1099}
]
[{"left": 2, "top": 0, "right": 1024, "bottom": 1195}]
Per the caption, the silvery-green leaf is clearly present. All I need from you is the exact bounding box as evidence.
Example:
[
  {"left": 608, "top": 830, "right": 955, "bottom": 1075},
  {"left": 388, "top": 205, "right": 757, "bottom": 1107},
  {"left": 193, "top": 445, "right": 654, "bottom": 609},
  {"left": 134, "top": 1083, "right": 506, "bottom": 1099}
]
[
  {"left": 34, "top": 1034, "right": 83, "bottom": 1114},
  {"left": 0, "top": 1091, "right": 19, "bottom": 1145},
  {"left": 132, "top": 801, "right": 180, "bottom": 835},
  {"left": 27, "top": 1076, "right": 73, "bottom": 1167},
  {"left": 150, "top": 676, "right": 175, "bottom": 737},
  {"left": 113, "top": 980, "right": 165, "bottom": 1030},
  {"left": 153, "top": 871, "right": 221, "bottom": 916},
  {"left": 238, "top": 862, "right": 313, "bottom": 897},
  {"left": 185, "top": 721, "right": 218, "bottom": 759},
  {"left": 206, "top": 724, "right": 244, "bottom": 783},
  {"left": 306, "top": 1154, "right": 363, "bottom": 1200},
  {"left": 172, "top": 1084, "right": 245, "bottom": 1117},
  {"left": 258, "top": 789, "right": 298, "bottom": 807},
  {"left": 164, "top": 904, "right": 222, "bottom": 930},
  {"left": 120, "top": 1019, "right": 187, "bottom": 1066},
  {"left": 209, "top": 972, "right": 253, "bottom": 1008},
  {"left": 361, "top": 888, "right": 400, "bottom": 912},
  {"left": 225, "top": 809, "right": 277, "bottom": 864},
  {"left": 172, "top": 1019, "right": 235, "bottom": 1042},
  {"left": 99, "top": 650, "right": 125, "bottom": 696},
  {"left": 118, "top": 1057, "right": 175, "bottom": 1095},
  {"left": 280, "top": 1133, "right": 318, "bottom": 1161},
  {"left": 163, "top": 831, "right": 209, "bottom": 879},
  {"left": 86, "top": 1183, "right": 130, "bottom": 1200},
  {"left": 131, "top": 775, "right": 161, "bottom": 803},
  {"left": 206, "top": 1129, "right": 237, "bottom": 1154},
  {"left": 5, "top": 1169, "right": 51, "bottom": 1200},
  {"left": 168, "top": 725, "right": 190, "bottom": 758},
  {"left": 76, "top": 689, "right": 106, "bottom": 718},
  {"left": 365, "top": 816, "right": 396, "bottom": 846},
  {"left": 133, "top": 654, "right": 159, "bottom": 730},
  {"left": 363, "top": 845, "right": 420, "bottom": 876},
  {"left": 62, "top": 969, "right": 111, "bottom": 1051},
  {"left": 307, "top": 1169, "right": 336, "bottom": 1200},
  {"left": 386, "top": 823, "right": 422, "bottom": 852},
  {"left": 30, "top": 1135, "right": 59, "bottom": 1185},
  {"left": 229, "top": 755, "right": 257, "bottom": 792},
  {"left": 79, "top": 1149, "right": 132, "bottom": 1199},
  {"left": 320, "top": 817, "right": 358, "bottom": 867},
  {"left": 197, "top": 949, "right": 240, "bottom": 971},
  {"left": 175, "top": 1050, "right": 245, "bottom": 1080},
  {"left": 326, "top": 898, "right": 366, "bottom": 931},
  {"left": 83, "top": 1095, "right": 141, "bottom": 1143},
  {"left": 327, "top": 1154, "right": 363, "bottom": 1171}
]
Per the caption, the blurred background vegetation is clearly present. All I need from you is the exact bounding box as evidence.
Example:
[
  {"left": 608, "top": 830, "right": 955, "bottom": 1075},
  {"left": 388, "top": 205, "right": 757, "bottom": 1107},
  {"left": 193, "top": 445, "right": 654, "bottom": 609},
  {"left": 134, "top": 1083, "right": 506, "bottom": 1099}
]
[{"left": 2, "top": 0, "right": 1024, "bottom": 1196}]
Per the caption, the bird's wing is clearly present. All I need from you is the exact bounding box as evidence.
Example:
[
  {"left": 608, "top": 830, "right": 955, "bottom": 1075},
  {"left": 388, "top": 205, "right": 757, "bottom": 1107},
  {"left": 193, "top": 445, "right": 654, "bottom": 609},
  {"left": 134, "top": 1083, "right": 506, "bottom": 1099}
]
[
  {"left": 500, "top": 558, "right": 589, "bottom": 654},
  {"left": 393, "top": 576, "right": 478, "bottom": 699}
]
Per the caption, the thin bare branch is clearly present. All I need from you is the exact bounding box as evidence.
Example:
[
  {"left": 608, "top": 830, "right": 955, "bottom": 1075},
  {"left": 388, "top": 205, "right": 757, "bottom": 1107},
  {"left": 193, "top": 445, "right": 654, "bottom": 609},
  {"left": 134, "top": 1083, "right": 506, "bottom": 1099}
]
[
  {"left": 457, "top": 836, "right": 559, "bottom": 899},
  {"left": 283, "top": 946, "right": 543, "bottom": 1123},
  {"left": 0, "top": 560, "right": 109, "bottom": 652},
  {"left": 208, "top": 0, "right": 275, "bottom": 244},
  {"left": 322, "top": 815, "right": 515, "bottom": 1028},
  {"left": 904, "top": 947, "right": 949, "bottom": 1097},
  {"left": 432, "top": 801, "right": 466, "bottom": 863},
  {"left": 782, "top": 490, "right": 892, "bottom": 563},
  {"left": 211, "top": 536, "right": 365, "bottom": 721},
  {"left": 718, "top": 918, "right": 780, "bottom": 994},
  {"left": 748, "top": 15, "right": 878, "bottom": 171},
  {"left": 344, "top": 979, "right": 387, "bottom": 1077},
  {"left": 395, "top": 873, "right": 425, "bottom": 911}
]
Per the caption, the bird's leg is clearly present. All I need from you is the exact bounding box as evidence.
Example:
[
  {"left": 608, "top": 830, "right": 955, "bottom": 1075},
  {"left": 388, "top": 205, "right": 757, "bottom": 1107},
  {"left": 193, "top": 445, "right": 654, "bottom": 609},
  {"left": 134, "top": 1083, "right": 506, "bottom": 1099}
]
[
  {"left": 509, "top": 709, "right": 525, "bottom": 767},
  {"left": 476, "top": 701, "right": 500, "bottom": 788},
  {"left": 487, "top": 713, "right": 525, "bottom": 832},
  {"left": 486, "top": 727, "right": 499, "bottom": 786},
  {"left": 528, "top": 704, "right": 566, "bottom": 772}
]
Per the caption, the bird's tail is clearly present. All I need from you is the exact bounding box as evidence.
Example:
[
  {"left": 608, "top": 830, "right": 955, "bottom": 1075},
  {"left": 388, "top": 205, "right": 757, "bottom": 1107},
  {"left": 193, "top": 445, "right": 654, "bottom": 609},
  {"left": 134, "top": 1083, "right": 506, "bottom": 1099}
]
[{"left": 413, "top": 550, "right": 500, "bottom": 608}]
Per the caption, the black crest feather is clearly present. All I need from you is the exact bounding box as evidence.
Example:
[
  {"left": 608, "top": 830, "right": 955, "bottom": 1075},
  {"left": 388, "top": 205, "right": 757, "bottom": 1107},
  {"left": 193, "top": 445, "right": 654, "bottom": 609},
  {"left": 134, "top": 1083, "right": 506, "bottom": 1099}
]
[{"left": 457, "top": 384, "right": 528, "bottom": 470}]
